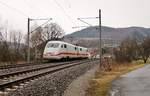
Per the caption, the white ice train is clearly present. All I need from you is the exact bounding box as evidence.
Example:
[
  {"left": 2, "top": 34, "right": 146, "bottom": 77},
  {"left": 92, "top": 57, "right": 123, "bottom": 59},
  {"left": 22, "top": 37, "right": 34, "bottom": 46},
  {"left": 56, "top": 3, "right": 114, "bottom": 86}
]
[{"left": 43, "top": 41, "right": 89, "bottom": 60}]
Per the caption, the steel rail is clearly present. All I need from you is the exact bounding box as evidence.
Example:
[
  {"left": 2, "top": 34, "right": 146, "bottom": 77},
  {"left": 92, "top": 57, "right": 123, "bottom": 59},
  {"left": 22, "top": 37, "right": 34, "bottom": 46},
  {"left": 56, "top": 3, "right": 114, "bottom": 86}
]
[
  {"left": 0, "top": 60, "right": 87, "bottom": 79},
  {"left": 0, "top": 60, "right": 97, "bottom": 91},
  {"left": 0, "top": 60, "right": 84, "bottom": 69}
]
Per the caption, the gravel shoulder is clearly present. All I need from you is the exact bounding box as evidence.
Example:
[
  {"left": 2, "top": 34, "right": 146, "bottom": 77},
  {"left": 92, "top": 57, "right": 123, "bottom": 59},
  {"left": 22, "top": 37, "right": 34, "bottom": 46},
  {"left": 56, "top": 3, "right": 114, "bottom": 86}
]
[
  {"left": 109, "top": 64, "right": 150, "bottom": 96},
  {"left": 63, "top": 65, "right": 98, "bottom": 96}
]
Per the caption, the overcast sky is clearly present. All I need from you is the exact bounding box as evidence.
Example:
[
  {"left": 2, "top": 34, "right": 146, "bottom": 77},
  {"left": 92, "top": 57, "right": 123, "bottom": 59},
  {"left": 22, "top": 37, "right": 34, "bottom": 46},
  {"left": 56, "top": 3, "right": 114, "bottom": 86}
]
[{"left": 0, "top": 0, "right": 150, "bottom": 35}]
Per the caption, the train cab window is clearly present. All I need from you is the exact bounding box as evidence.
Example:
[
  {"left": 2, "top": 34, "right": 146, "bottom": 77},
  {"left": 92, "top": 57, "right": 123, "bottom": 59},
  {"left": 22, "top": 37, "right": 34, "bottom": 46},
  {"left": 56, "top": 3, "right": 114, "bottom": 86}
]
[
  {"left": 47, "top": 43, "right": 59, "bottom": 48},
  {"left": 64, "top": 44, "right": 67, "bottom": 48},
  {"left": 53, "top": 43, "right": 59, "bottom": 48}
]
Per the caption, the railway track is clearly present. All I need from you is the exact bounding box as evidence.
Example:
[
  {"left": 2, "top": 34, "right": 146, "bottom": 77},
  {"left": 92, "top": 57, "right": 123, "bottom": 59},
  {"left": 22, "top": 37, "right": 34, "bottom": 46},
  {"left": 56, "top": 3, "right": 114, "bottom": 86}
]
[
  {"left": 0, "top": 62, "right": 41, "bottom": 69},
  {"left": 0, "top": 60, "right": 86, "bottom": 79},
  {"left": 0, "top": 60, "right": 78, "bottom": 69},
  {"left": 0, "top": 59, "right": 96, "bottom": 94}
]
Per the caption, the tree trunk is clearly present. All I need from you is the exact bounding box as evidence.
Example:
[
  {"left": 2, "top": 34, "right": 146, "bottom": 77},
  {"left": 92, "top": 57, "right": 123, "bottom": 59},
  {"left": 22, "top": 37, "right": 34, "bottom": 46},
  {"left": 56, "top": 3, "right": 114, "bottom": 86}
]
[{"left": 144, "top": 58, "right": 147, "bottom": 63}]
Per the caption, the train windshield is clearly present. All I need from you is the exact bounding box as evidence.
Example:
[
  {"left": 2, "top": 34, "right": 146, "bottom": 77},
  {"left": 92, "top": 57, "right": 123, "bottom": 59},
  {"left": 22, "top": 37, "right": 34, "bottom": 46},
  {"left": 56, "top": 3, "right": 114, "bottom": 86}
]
[{"left": 47, "top": 43, "right": 59, "bottom": 48}]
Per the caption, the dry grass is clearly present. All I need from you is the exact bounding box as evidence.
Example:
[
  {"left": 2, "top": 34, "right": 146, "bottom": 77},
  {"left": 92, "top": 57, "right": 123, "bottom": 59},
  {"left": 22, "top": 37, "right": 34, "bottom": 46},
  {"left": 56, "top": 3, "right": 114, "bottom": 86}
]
[{"left": 86, "top": 60, "right": 145, "bottom": 96}]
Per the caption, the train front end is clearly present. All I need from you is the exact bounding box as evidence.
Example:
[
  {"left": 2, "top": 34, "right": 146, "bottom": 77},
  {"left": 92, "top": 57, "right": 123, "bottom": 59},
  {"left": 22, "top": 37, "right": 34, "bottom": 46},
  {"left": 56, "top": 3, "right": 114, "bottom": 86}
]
[{"left": 43, "top": 42, "right": 61, "bottom": 60}]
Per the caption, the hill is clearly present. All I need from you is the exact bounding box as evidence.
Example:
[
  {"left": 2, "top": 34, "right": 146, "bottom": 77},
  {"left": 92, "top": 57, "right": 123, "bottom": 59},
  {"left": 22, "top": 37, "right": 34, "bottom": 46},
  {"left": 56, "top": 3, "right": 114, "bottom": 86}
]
[
  {"left": 67, "top": 26, "right": 150, "bottom": 40},
  {"left": 65, "top": 26, "right": 150, "bottom": 48}
]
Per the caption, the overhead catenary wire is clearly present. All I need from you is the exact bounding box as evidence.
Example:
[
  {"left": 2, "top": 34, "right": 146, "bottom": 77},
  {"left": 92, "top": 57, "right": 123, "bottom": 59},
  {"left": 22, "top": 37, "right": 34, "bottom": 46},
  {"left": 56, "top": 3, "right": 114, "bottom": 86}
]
[
  {"left": 53, "top": 0, "right": 76, "bottom": 26},
  {"left": 78, "top": 17, "right": 99, "bottom": 19},
  {"left": 77, "top": 18, "right": 93, "bottom": 26},
  {"left": 0, "top": 0, "right": 29, "bottom": 17},
  {"left": 23, "top": 0, "right": 34, "bottom": 9},
  {"left": 64, "top": 0, "right": 71, "bottom": 8},
  {"left": 23, "top": 0, "right": 48, "bottom": 16},
  {"left": 72, "top": 26, "right": 91, "bottom": 29},
  {"left": 0, "top": 0, "right": 76, "bottom": 29},
  {"left": 72, "top": 17, "right": 99, "bottom": 28},
  {"left": 30, "top": 18, "right": 52, "bottom": 33}
]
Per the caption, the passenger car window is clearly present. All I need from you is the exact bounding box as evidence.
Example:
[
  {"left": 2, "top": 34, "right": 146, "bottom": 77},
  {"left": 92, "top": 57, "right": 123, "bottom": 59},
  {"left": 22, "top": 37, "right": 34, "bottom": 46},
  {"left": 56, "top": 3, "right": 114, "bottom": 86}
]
[
  {"left": 64, "top": 44, "right": 67, "bottom": 48},
  {"left": 80, "top": 48, "right": 82, "bottom": 51},
  {"left": 75, "top": 47, "right": 77, "bottom": 50},
  {"left": 61, "top": 45, "right": 63, "bottom": 48}
]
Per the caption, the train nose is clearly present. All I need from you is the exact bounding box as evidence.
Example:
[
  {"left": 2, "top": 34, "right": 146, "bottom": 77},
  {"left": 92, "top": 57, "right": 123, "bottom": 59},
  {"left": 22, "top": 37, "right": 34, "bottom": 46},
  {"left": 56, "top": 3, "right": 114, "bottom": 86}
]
[
  {"left": 43, "top": 52, "right": 57, "bottom": 57},
  {"left": 53, "top": 52, "right": 59, "bottom": 55}
]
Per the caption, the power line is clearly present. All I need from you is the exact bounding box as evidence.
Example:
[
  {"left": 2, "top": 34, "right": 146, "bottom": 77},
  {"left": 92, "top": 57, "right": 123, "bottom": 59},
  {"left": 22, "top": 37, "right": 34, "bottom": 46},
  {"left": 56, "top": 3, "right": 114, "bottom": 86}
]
[
  {"left": 30, "top": 18, "right": 52, "bottom": 20},
  {"left": 77, "top": 18, "right": 93, "bottom": 26},
  {"left": 64, "top": 0, "right": 71, "bottom": 8},
  {"left": 68, "top": 0, "right": 71, "bottom": 8},
  {"left": 72, "top": 26, "right": 90, "bottom": 29},
  {"left": 78, "top": 17, "right": 99, "bottom": 19},
  {"left": 30, "top": 18, "right": 52, "bottom": 33},
  {"left": 23, "top": 0, "right": 47, "bottom": 16},
  {"left": 0, "top": 0, "right": 29, "bottom": 17},
  {"left": 23, "top": 0, "right": 33, "bottom": 9},
  {"left": 53, "top": 0, "right": 76, "bottom": 26},
  {"left": 72, "top": 17, "right": 99, "bottom": 28}
]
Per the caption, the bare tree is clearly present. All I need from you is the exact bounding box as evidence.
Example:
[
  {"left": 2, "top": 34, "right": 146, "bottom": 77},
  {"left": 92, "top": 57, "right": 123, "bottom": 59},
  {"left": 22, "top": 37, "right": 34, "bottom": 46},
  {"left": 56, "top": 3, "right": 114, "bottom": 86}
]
[
  {"left": 12, "top": 31, "right": 23, "bottom": 60},
  {"left": 139, "top": 36, "right": 150, "bottom": 63},
  {"left": 0, "top": 28, "right": 12, "bottom": 63},
  {"left": 114, "top": 37, "right": 139, "bottom": 62},
  {"left": 0, "top": 18, "right": 26, "bottom": 64},
  {"left": 30, "top": 23, "right": 64, "bottom": 46},
  {"left": 30, "top": 27, "right": 43, "bottom": 47},
  {"left": 42, "top": 23, "right": 64, "bottom": 41},
  {"left": 0, "top": 27, "right": 24, "bottom": 64},
  {"left": 29, "top": 23, "right": 64, "bottom": 60},
  {"left": 30, "top": 27, "right": 43, "bottom": 60}
]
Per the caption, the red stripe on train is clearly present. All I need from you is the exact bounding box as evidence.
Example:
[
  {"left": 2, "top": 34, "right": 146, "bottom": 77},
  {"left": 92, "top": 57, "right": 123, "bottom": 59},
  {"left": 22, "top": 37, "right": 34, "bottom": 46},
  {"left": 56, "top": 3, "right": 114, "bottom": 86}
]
[{"left": 44, "top": 52, "right": 88, "bottom": 56}]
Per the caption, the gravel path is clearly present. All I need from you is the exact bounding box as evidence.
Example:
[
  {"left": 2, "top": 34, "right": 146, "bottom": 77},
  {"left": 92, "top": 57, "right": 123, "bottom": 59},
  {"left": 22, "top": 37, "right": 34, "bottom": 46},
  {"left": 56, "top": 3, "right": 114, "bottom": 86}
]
[
  {"left": 63, "top": 64, "right": 98, "bottom": 96},
  {"left": 108, "top": 64, "right": 150, "bottom": 96},
  {"left": 7, "top": 61, "right": 98, "bottom": 96}
]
